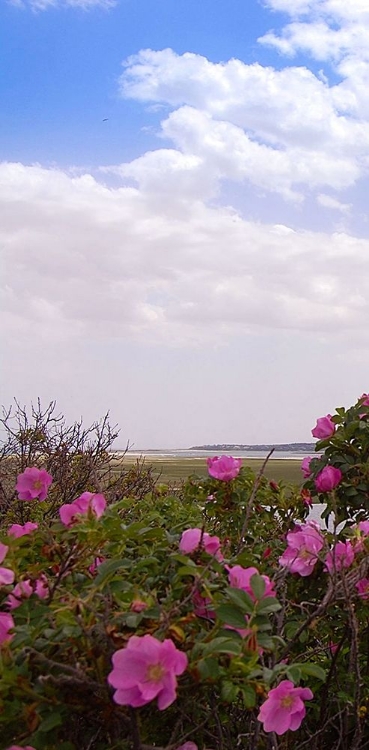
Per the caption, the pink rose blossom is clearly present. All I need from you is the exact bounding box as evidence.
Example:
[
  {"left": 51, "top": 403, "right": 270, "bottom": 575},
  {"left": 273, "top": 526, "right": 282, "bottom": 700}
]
[
  {"left": 227, "top": 565, "right": 276, "bottom": 601},
  {"left": 257, "top": 680, "right": 313, "bottom": 735},
  {"left": 226, "top": 618, "right": 261, "bottom": 649},
  {"left": 8, "top": 522, "right": 38, "bottom": 538},
  {"left": 108, "top": 634, "right": 188, "bottom": 710},
  {"left": 0, "top": 567, "right": 15, "bottom": 585},
  {"left": 207, "top": 455, "right": 242, "bottom": 481},
  {"left": 179, "top": 528, "right": 223, "bottom": 560},
  {"left": 7, "top": 576, "right": 48, "bottom": 610},
  {"left": 328, "top": 641, "right": 339, "bottom": 655},
  {"left": 192, "top": 590, "right": 215, "bottom": 620},
  {"left": 279, "top": 521, "right": 324, "bottom": 577},
  {"left": 16, "top": 467, "right": 52, "bottom": 502},
  {"left": 59, "top": 492, "right": 107, "bottom": 526},
  {"left": 6, "top": 746, "right": 36, "bottom": 750},
  {"left": 315, "top": 466, "right": 342, "bottom": 493},
  {"left": 352, "top": 521, "right": 369, "bottom": 552},
  {"left": 356, "top": 578, "right": 369, "bottom": 599},
  {"left": 0, "top": 543, "right": 15, "bottom": 586},
  {"left": 325, "top": 541, "right": 355, "bottom": 574},
  {"left": 130, "top": 599, "right": 148, "bottom": 613},
  {"left": 88, "top": 556, "right": 105, "bottom": 574},
  {"left": 301, "top": 457, "right": 313, "bottom": 479},
  {"left": 360, "top": 393, "right": 369, "bottom": 406},
  {"left": 311, "top": 415, "right": 335, "bottom": 440},
  {"left": 176, "top": 743, "right": 198, "bottom": 750},
  {"left": 0, "top": 611, "right": 15, "bottom": 644},
  {"left": 357, "top": 521, "right": 369, "bottom": 535}
]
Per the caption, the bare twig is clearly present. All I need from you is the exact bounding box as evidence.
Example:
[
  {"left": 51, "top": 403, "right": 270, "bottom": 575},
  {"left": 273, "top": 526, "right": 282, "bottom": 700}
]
[{"left": 238, "top": 449, "right": 274, "bottom": 550}]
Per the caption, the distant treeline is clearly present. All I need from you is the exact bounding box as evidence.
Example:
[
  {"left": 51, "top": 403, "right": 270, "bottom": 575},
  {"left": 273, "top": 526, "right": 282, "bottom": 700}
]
[{"left": 189, "top": 442, "right": 316, "bottom": 452}]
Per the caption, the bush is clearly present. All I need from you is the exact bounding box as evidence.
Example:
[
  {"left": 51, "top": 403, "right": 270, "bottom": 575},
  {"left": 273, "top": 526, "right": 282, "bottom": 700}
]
[
  {"left": 1, "top": 394, "right": 369, "bottom": 749},
  {"left": 0, "top": 400, "right": 157, "bottom": 525}
]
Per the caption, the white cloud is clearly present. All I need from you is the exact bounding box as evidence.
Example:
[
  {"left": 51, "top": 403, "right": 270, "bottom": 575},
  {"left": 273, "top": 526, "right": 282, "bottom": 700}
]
[
  {"left": 317, "top": 193, "right": 351, "bottom": 212},
  {"left": 1, "top": 161, "right": 369, "bottom": 356},
  {"left": 260, "top": 0, "right": 369, "bottom": 66},
  {"left": 119, "top": 49, "right": 369, "bottom": 200}
]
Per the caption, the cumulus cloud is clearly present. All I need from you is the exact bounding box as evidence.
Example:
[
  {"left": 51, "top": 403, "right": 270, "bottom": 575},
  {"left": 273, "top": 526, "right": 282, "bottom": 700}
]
[
  {"left": 1, "top": 161, "right": 369, "bottom": 354},
  {"left": 261, "top": 0, "right": 369, "bottom": 63},
  {"left": 119, "top": 48, "right": 369, "bottom": 200}
]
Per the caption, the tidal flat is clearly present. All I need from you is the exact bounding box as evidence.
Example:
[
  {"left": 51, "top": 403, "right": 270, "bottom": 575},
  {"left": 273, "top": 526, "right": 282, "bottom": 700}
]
[{"left": 117, "top": 455, "right": 303, "bottom": 485}]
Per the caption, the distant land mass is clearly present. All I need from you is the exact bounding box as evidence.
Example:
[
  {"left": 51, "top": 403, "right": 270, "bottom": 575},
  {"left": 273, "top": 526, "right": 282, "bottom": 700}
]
[{"left": 189, "top": 443, "right": 315, "bottom": 452}]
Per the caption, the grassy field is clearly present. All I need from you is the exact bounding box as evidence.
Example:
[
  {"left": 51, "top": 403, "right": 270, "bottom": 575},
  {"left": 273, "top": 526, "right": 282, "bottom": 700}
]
[{"left": 120, "top": 456, "right": 303, "bottom": 485}]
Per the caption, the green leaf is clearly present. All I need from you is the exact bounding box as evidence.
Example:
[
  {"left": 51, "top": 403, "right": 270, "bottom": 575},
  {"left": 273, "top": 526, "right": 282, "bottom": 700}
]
[
  {"left": 226, "top": 587, "right": 254, "bottom": 614},
  {"left": 250, "top": 574, "right": 266, "bottom": 600},
  {"left": 39, "top": 712, "right": 63, "bottom": 732},
  {"left": 298, "top": 663, "right": 326, "bottom": 681},
  {"left": 197, "top": 657, "right": 220, "bottom": 680},
  {"left": 94, "top": 558, "right": 131, "bottom": 585},
  {"left": 202, "top": 637, "right": 242, "bottom": 657},
  {"left": 256, "top": 597, "right": 282, "bottom": 614},
  {"left": 221, "top": 680, "right": 240, "bottom": 703},
  {"left": 286, "top": 666, "right": 302, "bottom": 683},
  {"left": 241, "top": 685, "right": 256, "bottom": 708},
  {"left": 216, "top": 604, "right": 247, "bottom": 629}
]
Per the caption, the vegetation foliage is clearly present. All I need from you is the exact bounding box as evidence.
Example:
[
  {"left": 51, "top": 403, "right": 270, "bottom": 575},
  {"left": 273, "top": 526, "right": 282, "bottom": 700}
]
[{"left": 1, "top": 396, "right": 369, "bottom": 749}]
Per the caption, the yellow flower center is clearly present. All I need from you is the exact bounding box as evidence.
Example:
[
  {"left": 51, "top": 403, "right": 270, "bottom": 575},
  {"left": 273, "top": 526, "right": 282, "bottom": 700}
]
[
  {"left": 281, "top": 695, "right": 294, "bottom": 708},
  {"left": 33, "top": 480, "right": 43, "bottom": 489},
  {"left": 147, "top": 664, "right": 165, "bottom": 682}
]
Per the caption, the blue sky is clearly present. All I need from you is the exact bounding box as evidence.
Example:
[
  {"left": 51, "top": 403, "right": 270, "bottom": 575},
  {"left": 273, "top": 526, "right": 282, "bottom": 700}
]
[
  {"left": 0, "top": 0, "right": 281, "bottom": 166},
  {"left": 1, "top": 0, "right": 369, "bottom": 447}
]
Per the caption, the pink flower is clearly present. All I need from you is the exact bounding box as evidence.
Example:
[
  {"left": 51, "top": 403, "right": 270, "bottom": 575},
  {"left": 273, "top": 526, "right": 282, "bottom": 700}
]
[
  {"left": 0, "top": 543, "right": 15, "bottom": 586},
  {"left": 0, "top": 612, "right": 15, "bottom": 644},
  {"left": 356, "top": 578, "right": 369, "bottom": 600},
  {"left": 207, "top": 455, "right": 242, "bottom": 481},
  {"left": 176, "top": 743, "right": 198, "bottom": 750},
  {"left": 226, "top": 618, "right": 261, "bottom": 649},
  {"left": 301, "top": 457, "right": 313, "bottom": 479},
  {"left": 8, "top": 522, "right": 38, "bottom": 538},
  {"left": 227, "top": 565, "right": 276, "bottom": 601},
  {"left": 6, "top": 746, "right": 36, "bottom": 750},
  {"left": 179, "top": 528, "right": 223, "bottom": 560},
  {"left": 360, "top": 394, "right": 369, "bottom": 406},
  {"left": 357, "top": 521, "right": 369, "bottom": 535},
  {"left": 192, "top": 590, "right": 215, "bottom": 620},
  {"left": 257, "top": 680, "right": 313, "bottom": 735},
  {"left": 325, "top": 541, "right": 355, "bottom": 574},
  {"left": 107, "top": 634, "right": 188, "bottom": 710},
  {"left": 352, "top": 521, "right": 369, "bottom": 552},
  {"left": 7, "top": 576, "right": 48, "bottom": 610},
  {"left": 88, "top": 556, "right": 105, "bottom": 574},
  {"left": 59, "top": 492, "right": 106, "bottom": 526},
  {"left": 16, "top": 467, "right": 52, "bottom": 502},
  {"left": 279, "top": 521, "right": 324, "bottom": 577},
  {"left": 130, "top": 599, "right": 148, "bottom": 613},
  {"left": 0, "top": 567, "right": 15, "bottom": 585},
  {"left": 311, "top": 415, "right": 335, "bottom": 440},
  {"left": 315, "top": 466, "right": 342, "bottom": 493}
]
